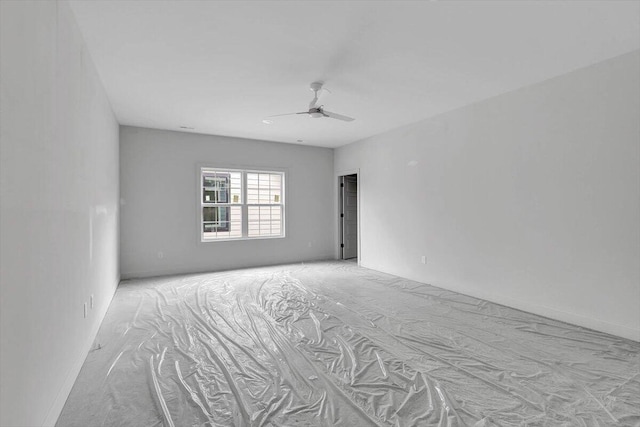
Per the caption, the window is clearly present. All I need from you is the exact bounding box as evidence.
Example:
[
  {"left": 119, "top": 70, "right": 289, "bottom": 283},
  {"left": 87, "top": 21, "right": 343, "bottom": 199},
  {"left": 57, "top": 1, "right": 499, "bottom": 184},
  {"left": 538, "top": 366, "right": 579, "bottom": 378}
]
[{"left": 200, "top": 168, "right": 284, "bottom": 241}]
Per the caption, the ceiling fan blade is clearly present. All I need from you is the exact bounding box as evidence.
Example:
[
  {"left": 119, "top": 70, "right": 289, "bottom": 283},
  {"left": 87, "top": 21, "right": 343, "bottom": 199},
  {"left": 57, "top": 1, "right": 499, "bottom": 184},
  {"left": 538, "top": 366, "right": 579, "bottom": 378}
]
[
  {"left": 265, "top": 112, "right": 308, "bottom": 118},
  {"left": 322, "top": 110, "right": 355, "bottom": 122}
]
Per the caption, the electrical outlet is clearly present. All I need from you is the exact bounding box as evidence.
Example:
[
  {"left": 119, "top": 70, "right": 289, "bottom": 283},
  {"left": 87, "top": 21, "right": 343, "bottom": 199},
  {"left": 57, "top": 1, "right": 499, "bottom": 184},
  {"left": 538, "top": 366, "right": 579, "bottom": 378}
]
[
  {"left": 421, "top": 255, "right": 427, "bottom": 264},
  {"left": 83, "top": 303, "right": 87, "bottom": 318},
  {"left": 157, "top": 251, "right": 164, "bottom": 259},
  {"left": 90, "top": 295, "right": 94, "bottom": 309}
]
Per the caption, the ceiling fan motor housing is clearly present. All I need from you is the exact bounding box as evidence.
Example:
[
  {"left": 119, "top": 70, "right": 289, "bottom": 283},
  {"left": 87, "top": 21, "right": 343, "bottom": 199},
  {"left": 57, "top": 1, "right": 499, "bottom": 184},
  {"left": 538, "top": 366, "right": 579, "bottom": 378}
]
[{"left": 309, "top": 107, "right": 324, "bottom": 118}]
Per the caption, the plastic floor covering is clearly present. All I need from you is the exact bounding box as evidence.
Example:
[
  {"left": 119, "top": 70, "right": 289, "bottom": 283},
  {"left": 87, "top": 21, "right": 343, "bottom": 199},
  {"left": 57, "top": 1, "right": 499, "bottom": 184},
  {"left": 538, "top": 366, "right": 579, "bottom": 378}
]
[{"left": 57, "top": 261, "right": 640, "bottom": 426}]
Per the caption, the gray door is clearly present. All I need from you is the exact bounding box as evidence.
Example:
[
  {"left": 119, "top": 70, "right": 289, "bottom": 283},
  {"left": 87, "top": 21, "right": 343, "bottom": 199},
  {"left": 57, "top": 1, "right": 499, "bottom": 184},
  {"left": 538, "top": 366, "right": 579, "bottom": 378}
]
[{"left": 342, "top": 175, "right": 358, "bottom": 259}]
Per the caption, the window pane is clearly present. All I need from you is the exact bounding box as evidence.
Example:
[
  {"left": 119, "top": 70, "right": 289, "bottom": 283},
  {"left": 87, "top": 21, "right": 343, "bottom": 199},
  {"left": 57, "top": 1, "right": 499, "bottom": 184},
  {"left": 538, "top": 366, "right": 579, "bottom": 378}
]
[
  {"left": 247, "top": 205, "right": 282, "bottom": 237},
  {"left": 203, "top": 207, "right": 230, "bottom": 231},
  {"left": 203, "top": 206, "right": 242, "bottom": 239},
  {"left": 246, "top": 172, "right": 283, "bottom": 206},
  {"left": 203, "top": 172, "right": 231, "bottom": 203},
  {"left": 229, "top": 172, "right": 242, "bottom": 204}
]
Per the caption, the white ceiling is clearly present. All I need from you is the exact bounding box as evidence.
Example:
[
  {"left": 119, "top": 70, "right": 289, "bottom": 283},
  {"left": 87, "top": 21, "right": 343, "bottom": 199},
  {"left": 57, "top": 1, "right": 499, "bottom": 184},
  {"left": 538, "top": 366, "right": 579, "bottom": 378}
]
[{"left": 69, "top": 1, "right": 640, "bottom": 148}]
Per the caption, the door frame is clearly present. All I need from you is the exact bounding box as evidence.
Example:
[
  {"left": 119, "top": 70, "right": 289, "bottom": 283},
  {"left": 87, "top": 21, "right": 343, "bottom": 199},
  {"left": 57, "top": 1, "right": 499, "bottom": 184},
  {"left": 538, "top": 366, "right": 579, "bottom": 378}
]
[{"left": 336, "top": 168, "right": 360, "bottom": 264}]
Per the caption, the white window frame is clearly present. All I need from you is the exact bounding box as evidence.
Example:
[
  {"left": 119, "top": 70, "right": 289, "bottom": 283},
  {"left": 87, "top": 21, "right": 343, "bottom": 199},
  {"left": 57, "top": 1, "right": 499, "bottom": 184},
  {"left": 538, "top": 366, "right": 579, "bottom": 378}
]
[{"left": 199, "top": 166, "right": 286, "bottom": 242}]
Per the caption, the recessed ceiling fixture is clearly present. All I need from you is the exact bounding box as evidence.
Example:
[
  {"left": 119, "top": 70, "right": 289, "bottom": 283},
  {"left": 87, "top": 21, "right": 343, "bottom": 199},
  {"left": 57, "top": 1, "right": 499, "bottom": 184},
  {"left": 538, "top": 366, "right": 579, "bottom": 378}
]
[
  {"left": 179, "top": 126, "right": 195, "bottom": 130},
  {"left": 262, "top": 119, "right": 273, "bottom": 124},
  {"left": 265, "top": 82, "right": 355, "bottom": 122},
  {"left": 297, "top": 139, "right": 304, "bottom": 143}
]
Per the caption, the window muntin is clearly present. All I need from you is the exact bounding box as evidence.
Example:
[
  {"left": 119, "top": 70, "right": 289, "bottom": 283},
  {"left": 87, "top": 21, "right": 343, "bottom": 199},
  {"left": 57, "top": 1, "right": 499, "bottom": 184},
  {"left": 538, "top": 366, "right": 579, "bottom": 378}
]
[{"left": 201, "top": 168, "right": 284, "bottom": 241}]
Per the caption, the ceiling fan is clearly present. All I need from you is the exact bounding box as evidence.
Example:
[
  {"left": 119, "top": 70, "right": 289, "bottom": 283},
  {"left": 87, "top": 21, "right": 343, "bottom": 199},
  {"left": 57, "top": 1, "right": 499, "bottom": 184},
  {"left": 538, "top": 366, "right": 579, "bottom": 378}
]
[{"left": 266, "top": 82, "right": 355, "bottom": 122}]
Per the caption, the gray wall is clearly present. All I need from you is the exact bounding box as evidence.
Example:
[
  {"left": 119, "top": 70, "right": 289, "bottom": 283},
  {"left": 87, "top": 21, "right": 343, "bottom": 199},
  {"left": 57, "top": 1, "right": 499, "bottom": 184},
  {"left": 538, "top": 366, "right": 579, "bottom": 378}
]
[
  {"left": 120, "top": 127, "right": 334, "bottom": 278},
  {"left": 335, "top": 51, "right": 640, "bottom": 341},
  {"left": 0, "top": 1, "right": 120, "bottom": 426}
]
